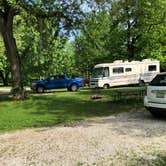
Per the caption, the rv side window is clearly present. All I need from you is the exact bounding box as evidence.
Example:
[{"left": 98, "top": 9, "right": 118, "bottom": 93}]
[
  {"left": 148, "top": 65, "right": 156, "bottom": 71},
  {"left": 125, "top": 68, "right": 132, "bottom": 72},
  {"left": 113, "top": 67, "right": 124, "bottom": 74},
  {"left": 93, "top": 67, "right": 109, "bottom": 78},
  {"left": 103, "top": 67, "right": 109, "bottom": 77}
]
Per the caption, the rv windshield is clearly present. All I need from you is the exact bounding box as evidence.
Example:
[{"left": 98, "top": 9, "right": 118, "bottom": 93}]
[{"left": 92, "top": 67, "right": 109, "bottom": 78}]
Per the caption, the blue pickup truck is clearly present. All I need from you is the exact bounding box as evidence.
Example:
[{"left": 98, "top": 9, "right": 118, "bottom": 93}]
[{"left": 31, "top": 75, "right": 85, "bottom": 93}]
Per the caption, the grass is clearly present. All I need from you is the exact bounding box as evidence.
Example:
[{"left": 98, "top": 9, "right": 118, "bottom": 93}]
[
  {"left": 127, "top": 152, "right": 166, "bottom": 166},
  {"left": 0, "top": 86, "right": 144, "bottom": 132}
]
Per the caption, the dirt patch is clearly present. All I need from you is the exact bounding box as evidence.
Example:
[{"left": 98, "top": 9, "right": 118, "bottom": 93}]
[{"left": 0, "top": 109, "right": 166, "bottom": 166}]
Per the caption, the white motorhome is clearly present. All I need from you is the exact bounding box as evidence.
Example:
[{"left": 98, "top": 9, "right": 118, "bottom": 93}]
[{"left": 90, "top": 59, "right": 160, "bottom": 88}]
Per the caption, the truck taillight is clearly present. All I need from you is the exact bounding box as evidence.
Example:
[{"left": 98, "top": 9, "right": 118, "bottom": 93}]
[{"left": 81, "top": 80, "right": 86, "bottom": 86}]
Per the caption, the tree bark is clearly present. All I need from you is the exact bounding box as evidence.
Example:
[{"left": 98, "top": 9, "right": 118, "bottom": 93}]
[
  {"left": 125, "top": 5, "right": 135, "bottom": 60},
  {"left": 0, "top": 7, "right": 25, "bottom": 100},
  {"left": 127, "top": 45, "right": 135, "bottom": 59}
]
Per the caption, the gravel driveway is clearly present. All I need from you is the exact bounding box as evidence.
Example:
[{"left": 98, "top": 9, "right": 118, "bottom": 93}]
[{"left": 0, "top": 109, "right": 166, "bottom": 166}]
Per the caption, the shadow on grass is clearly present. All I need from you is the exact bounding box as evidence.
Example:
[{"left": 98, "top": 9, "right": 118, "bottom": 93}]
[
  {"left": 0, "top": 87, "right": 145, "bottom": 131},
  {"left": 22, "top": 94, "right": 142, "bottom": 125},
  {"left": 0, "top": 94, "right": 11, "bottom": 102}
]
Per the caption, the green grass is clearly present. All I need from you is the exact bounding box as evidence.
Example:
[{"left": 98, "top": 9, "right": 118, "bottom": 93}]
[
  {"left": 0, "top": 87, "right": 144, "bottom": 132},
  {"left": 127, "top": 153, "right": 166, "bottom": 166}
]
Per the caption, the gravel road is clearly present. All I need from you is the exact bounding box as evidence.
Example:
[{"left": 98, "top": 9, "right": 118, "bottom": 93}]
[{"left": 0, "top": 109, "right": 166, "bottom": 166}]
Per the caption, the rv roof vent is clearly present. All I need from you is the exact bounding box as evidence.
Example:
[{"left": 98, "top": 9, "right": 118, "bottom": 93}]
[
  {"left": 114, "top": 60, "right": 123, "bottom": 63},
  {"left": 142, "top": 59, "right": 151, "bottom": 62},
  {"left": 124, "top": 60, "right": 128, "bottom": 63},
  {"left": 131, "top": 61, "right": 140, "bottom": 63}
]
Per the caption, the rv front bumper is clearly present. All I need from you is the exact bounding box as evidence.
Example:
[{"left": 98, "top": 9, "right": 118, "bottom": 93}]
[
  {"left": 90, "top": 80, "right": 101, "bottom": 88},
  {"left": 90, "top": 82, "right": 98, "bottom": 88}
]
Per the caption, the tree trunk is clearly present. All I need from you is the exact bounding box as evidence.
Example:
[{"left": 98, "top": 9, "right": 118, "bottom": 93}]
[
  {"left": 0, "top": 8, "right": 25, "bottom": 100},
  {"left": 126, "top": 5, "right": 135, "bottom": 60},
  {"left": 127, "top": 45, "right": 135, "bottom": 59}
]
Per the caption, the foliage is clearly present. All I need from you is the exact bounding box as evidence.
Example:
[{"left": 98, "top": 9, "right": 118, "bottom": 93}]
[
  {"left": 0, "top": 37, "right": 6, "bottom": 73},
  {"left": 0, "top": 0, "right": 84, "bottom": 98},
  {"left": 0, "top": 37, "right": 10, "bottom": 86},
  {"left": 110, "top": 0, "right": 166, "bottom": 70},
  {"left": 74, "top": 0, "right": 166, "bottom": 74},
  {"left": 0, "top": 0, "right": 165, "bottom": 92},
  {"left": 14, "top": 13, "right": 76, "bottom": 84},
  {"left": 16, "top": 0, "right": 84, "bottom": 80},
  {"left": 74, "top": 11, "right": 111, "bottom": 75}
]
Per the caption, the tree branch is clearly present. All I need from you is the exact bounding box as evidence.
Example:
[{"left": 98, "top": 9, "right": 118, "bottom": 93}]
[
  {"left": 18, "top": 1, "right": 65, "bottom": 18},
  {"left": 147, "top": 21, "right": 165, "bottom": 33}
]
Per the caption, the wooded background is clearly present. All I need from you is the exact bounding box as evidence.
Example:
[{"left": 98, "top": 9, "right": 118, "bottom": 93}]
[{"left": 0, "top": 0, "right": 165, "bottom": 99}]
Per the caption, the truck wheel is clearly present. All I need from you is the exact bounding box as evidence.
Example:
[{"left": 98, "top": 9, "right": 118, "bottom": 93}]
[
  {"left": 103, "top": 84, "right": 110, "bottom": 89},
  {"left": 70, "top": 84, "right": 78, "bottom": 92},
  {"left": 36, "top": 86, "right": 44, "bottom": 93}
]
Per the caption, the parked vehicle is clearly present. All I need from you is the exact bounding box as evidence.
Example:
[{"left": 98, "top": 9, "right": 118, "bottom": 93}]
[
  {"left": 144, "top": 73, "right": 166, "bottom": 117},
  {"left": 90, "top": 59, "right": 160, "bottom": 88},
  {"left": 31, "top": 74, "right": 84, "bottom": 93}
]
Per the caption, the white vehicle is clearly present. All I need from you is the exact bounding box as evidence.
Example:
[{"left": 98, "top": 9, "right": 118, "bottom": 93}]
[
  {"left": 90, "top": 59, "right": 160, "bottom": 88},
  {"left": 144, "top": 73, "right": 166, "bottom": 117}
]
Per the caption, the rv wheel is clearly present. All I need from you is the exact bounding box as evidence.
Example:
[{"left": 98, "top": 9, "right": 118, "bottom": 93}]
[
  {"left": 139, "top": 80, "right": 145, "bottom": 86},
  {"left": 103, "top": 84, "right": 110, "bottom": 89}
]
